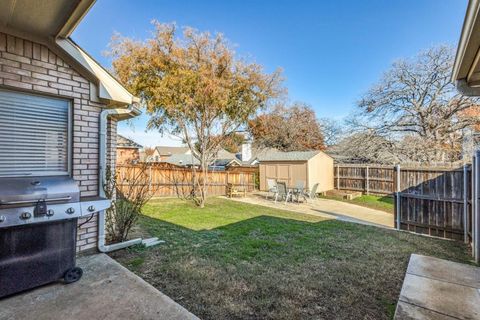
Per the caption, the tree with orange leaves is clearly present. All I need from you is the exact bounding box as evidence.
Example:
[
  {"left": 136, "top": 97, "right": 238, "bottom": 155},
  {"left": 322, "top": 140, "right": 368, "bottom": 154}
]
[{"left": 109, "top": 22, "right": 283, "bottom": 207}]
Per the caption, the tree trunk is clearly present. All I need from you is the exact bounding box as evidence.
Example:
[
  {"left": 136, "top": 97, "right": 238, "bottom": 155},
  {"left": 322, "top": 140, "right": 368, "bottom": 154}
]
[{"left": 198, "top": 155, "right": 208, "bottom": 208}]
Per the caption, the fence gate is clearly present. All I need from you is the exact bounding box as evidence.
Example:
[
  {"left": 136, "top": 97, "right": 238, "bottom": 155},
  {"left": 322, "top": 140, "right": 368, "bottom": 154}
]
[{"left": 473, "top": 151, "right": 480, "bottom": 263}]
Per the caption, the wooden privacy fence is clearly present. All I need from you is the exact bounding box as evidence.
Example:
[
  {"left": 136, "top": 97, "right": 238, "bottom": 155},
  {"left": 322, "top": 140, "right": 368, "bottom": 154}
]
[
  {"left": 394, "top": 166, "right": 469, "bottom": 242},
  {"left": 334, "top": 164, "right": 475, "bottom": 256},
  {"left": 334, "top": 165, "right": 394, "bottom": 194},
  {"left": 116, "top": 164, "right": 257, "bottom": 198}
]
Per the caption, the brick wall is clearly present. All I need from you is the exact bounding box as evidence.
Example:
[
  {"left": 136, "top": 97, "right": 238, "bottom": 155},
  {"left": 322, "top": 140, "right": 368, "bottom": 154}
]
[{"left": 0, "top": 32, "right": 115, "bottom": 252}]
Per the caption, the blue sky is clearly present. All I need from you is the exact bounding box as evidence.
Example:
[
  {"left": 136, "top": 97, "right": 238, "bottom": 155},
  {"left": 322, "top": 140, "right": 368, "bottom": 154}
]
[{"left": 73, "top": 0, "right": 468, "bottom": 147}]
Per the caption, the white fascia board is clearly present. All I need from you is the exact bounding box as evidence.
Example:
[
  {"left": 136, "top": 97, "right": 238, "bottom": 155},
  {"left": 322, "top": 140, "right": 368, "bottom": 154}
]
[{"left": 56, "top": 38, "right": 138, "bottom": 106}]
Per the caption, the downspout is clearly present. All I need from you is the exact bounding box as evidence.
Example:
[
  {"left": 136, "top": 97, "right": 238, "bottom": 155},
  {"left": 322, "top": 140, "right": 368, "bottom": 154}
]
[{"left": 97, "top": 105, "right": 142, "bottom": 252}]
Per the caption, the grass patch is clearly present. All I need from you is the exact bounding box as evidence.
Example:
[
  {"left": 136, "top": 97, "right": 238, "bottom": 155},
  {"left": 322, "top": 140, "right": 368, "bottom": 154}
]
[
  {"left": 126, "top": 257, "right": 145, "bottom": 269},
  {"left": 111, "top": 197, "right": 471, "bottom": 320},
  {"left": 321, "top": 194, "right": 394, "bottom": 213}
]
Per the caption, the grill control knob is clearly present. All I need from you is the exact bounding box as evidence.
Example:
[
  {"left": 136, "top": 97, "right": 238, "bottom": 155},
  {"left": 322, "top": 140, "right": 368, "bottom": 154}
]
[
  {"left": 0, "top": 215, "right": 5, "bottom": 223},
  {"left": 20, "top": 212, "right": 32, "bottom": 220},
  {"left": 87, "top": 205, "right": 96, "bottom": 212},
  {"left": 46, "top": 209, "right": 54, "bottom": 217},
  {"left": 66, "top": 207, "right": 75, "bottom": 215}
]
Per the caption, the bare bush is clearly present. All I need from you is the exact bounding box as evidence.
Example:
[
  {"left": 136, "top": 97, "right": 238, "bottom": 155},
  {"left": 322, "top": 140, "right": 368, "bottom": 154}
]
[{"left": 104, "top": 164, "right": 155, "bottom": 243}]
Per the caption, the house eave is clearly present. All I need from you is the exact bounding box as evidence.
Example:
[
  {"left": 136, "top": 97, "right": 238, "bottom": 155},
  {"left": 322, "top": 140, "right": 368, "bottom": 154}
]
[
  {"left": 56, "top": 0, "right": 97, "bottom": 38},
  {"left": 0, "top": 0, "right": 139, "bottom": 108},
  {"left": 56, "top": 38, "right": 138, "bottom": 107},
  {"left": 453, "top": 0, "right": 480, "bottom": 91}
]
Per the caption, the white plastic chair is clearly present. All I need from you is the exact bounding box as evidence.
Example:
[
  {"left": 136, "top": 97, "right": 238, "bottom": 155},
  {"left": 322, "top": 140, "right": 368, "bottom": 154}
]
[{"left": 266, "top": 178, "right": 278, "bottom": 199}]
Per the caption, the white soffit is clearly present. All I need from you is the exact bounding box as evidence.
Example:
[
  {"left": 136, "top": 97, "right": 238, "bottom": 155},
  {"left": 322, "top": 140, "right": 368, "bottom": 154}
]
[{"left": 56, "top": 38, "right": 137, "bottom": 106}]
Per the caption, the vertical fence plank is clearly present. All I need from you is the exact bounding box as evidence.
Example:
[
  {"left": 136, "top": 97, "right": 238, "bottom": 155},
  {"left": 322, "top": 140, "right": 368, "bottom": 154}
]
[
  {"left": 365, "top": 166, "right": 369, "bottom": 194},
  {"left": 396, "top": 164, "right": 401, "bottom": 230}
]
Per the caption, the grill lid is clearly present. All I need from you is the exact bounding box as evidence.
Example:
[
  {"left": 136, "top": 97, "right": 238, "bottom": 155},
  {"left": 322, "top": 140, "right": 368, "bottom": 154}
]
[{"left": 0, "top": 176, "right": 80, "bottom": 206}]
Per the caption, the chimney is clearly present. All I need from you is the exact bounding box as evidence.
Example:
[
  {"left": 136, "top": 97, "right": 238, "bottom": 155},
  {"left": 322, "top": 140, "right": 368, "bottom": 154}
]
[{"left": 241, "top": 140, "right": 252, "bottom": 162}]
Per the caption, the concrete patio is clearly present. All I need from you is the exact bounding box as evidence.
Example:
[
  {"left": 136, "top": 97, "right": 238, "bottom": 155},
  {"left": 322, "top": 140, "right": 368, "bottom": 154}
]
[
  {"left": 0, "top": 254, "right": 198, "bottom": 320},
  {"left": 228, "top": 192, "right": 394, "bottom": 228},
  {"left": 395, "top": 254, "right": 480, "bottom": 320}
]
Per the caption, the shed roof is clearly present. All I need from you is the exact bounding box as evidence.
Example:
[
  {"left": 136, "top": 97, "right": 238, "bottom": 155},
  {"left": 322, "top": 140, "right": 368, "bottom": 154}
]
[{"left": 258, "top": 150, "right": 321, "bottom": 162}]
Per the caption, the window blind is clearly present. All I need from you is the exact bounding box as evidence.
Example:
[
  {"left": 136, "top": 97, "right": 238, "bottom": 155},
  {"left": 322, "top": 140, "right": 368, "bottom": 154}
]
[{"left": 0, "top": 90, "right": 70, "bottom": 177}]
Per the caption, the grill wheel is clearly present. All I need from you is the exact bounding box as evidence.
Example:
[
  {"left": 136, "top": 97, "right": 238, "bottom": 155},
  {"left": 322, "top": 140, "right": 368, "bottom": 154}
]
[{"left": 63, "top": 267, "right": 83, "bottom": 284}]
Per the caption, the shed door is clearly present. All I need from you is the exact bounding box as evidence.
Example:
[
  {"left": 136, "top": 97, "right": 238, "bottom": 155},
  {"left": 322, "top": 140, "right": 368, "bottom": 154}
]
[
  {"left": 277, "top": 165, "right": 290, "bottom": 185},
  {"left": 290, "top": 163, "right": 307, "bottom": 187},
  {"left": 266, "top": 164, "right": 276, "bottom": 180}
]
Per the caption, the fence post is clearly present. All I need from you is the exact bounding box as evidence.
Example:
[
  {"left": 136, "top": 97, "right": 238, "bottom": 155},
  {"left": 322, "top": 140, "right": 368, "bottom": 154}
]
[
  {"left": 365, "top": 166, "right": 369, "bottom": 195},
  {"left": 464, "top": 164, "right": 469, "bottom": 244},
  {"left": 472, "top": 155, "right": 476, "bottom": 258},
  {"left": 474, "top": 152, "right": 480, "bottom": 263},
  {"left": 395, "top": 164, "right": 401, "bottom": 230}
]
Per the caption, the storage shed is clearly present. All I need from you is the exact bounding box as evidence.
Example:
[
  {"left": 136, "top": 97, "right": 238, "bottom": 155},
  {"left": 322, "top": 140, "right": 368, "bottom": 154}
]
[{"left": 259, "top": 151, "right": 334, "bottom": 193}]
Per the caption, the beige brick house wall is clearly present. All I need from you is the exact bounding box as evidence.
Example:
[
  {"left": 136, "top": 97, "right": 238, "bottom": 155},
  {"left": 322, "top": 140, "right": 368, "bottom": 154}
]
[{"left": 0, "top": 32, "right": 117, "bottom": 252}]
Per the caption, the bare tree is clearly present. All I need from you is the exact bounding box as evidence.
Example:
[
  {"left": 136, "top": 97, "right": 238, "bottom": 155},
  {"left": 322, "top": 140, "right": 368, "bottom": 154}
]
[
  {"left": 328, "top": 130, "right": 399, "bottom": 164},
  {"left": 319, "top": 117, "right": 344, "bottom": 147},
  {"left": 352, "top": 45, "right": 480, "bottom": 163}
]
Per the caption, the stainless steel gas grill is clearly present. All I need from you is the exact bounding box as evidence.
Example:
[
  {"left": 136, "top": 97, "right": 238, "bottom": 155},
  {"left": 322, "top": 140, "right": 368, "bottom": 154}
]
[{"left": 0, "top": 176, "right": 110, "bottom": 298}]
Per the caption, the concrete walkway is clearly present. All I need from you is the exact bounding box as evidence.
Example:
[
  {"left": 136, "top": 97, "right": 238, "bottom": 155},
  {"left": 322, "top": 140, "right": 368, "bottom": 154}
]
[
  {"left": 395, "top": 254, "right": 480, "bottom": 320},
  {"left": 229, "top": 193, "right": 394, "bottom": 228},
  {"left": 0, "top": 254, "right": 198, "bottom": 320}
]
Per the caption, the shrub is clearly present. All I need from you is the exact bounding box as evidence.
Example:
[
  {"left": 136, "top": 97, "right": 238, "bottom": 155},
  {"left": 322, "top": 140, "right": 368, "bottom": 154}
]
[{"left": 104, "top": 164, "right": 154, "bottom": 243}]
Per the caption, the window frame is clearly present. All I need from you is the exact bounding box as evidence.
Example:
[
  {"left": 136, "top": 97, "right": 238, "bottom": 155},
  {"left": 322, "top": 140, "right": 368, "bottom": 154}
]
[{"left": 0, "top": 88, "right": 73, "bottom": 178}]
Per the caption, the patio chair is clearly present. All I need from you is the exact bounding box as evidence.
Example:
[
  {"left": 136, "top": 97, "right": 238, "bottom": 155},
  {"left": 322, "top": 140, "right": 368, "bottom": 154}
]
[
  {"left": 292, "top": 180, "right": 306, "bottom": 203},
  {"left": 266, "top": 178, "right": 278, "bottom": 199},
  {"left": 304, "top": 183, "right": 319, "bottom": 201},
  {"left": 275, "top": 181, "right": 293, "bottom": 204},
  {"left": 226, "top": 183, "right": 246, "bottom": 198}
]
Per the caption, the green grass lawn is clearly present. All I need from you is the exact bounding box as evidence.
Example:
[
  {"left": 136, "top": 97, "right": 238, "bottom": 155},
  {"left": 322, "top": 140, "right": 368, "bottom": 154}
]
[
  {"left": 110, "top": 197, "right": 471, "bottom": 320},
  {"left": 321, "top": 194, "right": 394, "bottom": 213}
]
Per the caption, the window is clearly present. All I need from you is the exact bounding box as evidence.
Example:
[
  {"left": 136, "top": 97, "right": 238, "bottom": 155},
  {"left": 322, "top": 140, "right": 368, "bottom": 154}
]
[{"left": 0, "top": 89, "right": 71, "bottom": 177}]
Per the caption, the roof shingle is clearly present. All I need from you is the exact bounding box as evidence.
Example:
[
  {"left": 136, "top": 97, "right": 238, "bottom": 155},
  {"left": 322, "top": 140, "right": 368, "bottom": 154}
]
[{"left": 258, "top": 150, "right": 321, "bottom": 162}]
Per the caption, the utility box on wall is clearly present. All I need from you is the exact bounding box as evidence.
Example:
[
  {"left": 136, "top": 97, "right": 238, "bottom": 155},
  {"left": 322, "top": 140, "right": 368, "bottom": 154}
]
[{"left": 259, "top": 151, "right": 334, "bottom": 193}]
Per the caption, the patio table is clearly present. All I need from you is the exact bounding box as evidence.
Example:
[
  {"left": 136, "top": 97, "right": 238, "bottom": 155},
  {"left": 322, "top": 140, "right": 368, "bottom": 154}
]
[{"left": 288, "top": 187, "right": 307, "bottom": 203}]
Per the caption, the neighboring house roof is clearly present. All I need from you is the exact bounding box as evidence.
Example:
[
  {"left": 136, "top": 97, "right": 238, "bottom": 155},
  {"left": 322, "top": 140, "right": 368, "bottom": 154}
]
[
  {"left": 213, "top": 158, "right": 241, "bottom": 167},
  {"left": 246, "top": 147, "right": 277, "bottom": 164},
  {"left": 0, "top": 0, "right": 138, "bottom": 107},
  {"left": 155, "top": 146, "right": 190, "bottom": 156},
  {"left": 164, "top": 147, "right": 265, "bottom": 168},
  {"left": 453, "top": 0, "right": 480, "bottom": 95},
  {"left": 215, "top": 149, "right": 236, "bottom": 160},
  {"left": 117, "top": 135, "right": 143, "bottom": 149},
  {"left": 258, "top": 150, "right": 322, "bottom": 162},
  {"left": 164, "top": 149, "right": 246, "bottom": 168},
  {"left": 164, "top": 154, "right": 200, "bottom": 166}
]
